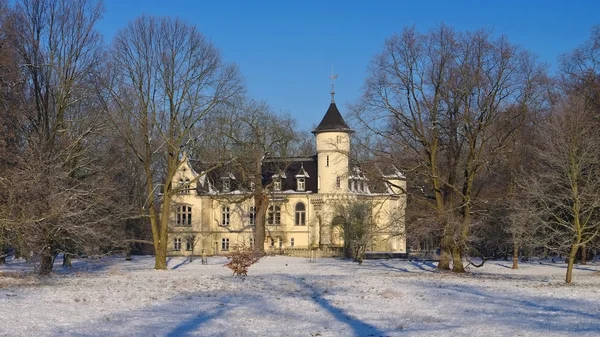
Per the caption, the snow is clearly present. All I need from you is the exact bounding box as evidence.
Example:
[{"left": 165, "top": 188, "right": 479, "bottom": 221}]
[{"left": 1, "top": 256, "right": 600, "bottom": 336}]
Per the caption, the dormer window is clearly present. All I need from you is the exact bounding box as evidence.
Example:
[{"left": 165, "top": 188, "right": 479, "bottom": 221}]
[
  {"left": 222, "top": 178, "right": 230, "bottom": 192},
  {"left": 274, "top": 178, "right": 281, "bottom": 191},
  {"left": 178, "top": 178, "right": 191, "bottom": 194},
  {"left": 250, "top": 181, "right": 255, "bottom": 191},
  {"left": 297, "top": 178, "right": 305, "bottom": 191}
]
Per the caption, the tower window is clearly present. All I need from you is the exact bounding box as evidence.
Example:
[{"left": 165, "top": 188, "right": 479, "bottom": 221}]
[
  {"left": 326, "top": 155, "right": 329, "bottom": 167},
  {"left": 336, "top": 176, "right": 341, "bottom": 188}
]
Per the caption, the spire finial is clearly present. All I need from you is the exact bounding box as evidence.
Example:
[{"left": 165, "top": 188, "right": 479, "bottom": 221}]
[{"left": 330, "top": 65, "right": 338, "bottom": 103}]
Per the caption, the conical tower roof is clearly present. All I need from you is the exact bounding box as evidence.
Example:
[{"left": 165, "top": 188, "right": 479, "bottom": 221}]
[{"left": 312, "top": 102, "right": 354, "bottom": 134}]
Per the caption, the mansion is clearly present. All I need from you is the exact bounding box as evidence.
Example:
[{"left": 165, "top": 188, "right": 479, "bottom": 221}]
[{"left": 168, "top": 93, "right": 406, "bottom": 256}]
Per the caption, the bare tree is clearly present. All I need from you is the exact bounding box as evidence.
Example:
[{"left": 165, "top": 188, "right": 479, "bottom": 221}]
[
  {"left": 0, "top": 0, "right": 129, "bottom": 274},
  {"left": 353, "top": 24, "right": 546, "bottom": 272},
  {"left": 518, "top": 95, "right": 600, "bottom": 283},
  {"left": 194, "top": 99, "right": 298, "bottom": 255},
  {"left": 106, "top": 15, "right": 243, "bottom": 269}
]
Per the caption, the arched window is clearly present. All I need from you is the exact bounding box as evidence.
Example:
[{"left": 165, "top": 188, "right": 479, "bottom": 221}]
[
  {"left": 295, "top": 202, "right": 306, "bottom": 226},
  {"left": 176, "top": 205, "right": 192, "bottom": 226}
]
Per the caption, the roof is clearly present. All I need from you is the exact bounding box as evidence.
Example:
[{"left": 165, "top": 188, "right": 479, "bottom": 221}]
[
  {"left": 312, "top": 103, "right": 354, "bottom": 134},
  {"left": 190, "top": 156, "right": 318, "bottom": 194}
]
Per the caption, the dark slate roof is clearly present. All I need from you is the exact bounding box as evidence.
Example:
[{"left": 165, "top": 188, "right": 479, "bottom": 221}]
[
  {"left": 190, "top": 156, "right": 318, "bottom": 194},
  {"left": 312, "top": 103, "right": 354, "bottom": 134},
  {"left": 262, "top": 156, "right": 317, "bottom": 192}
]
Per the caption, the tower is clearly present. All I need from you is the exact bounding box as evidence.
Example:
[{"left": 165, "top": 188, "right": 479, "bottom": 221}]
[{"left": 312, "top": 72, "right": 354, "bottom": 194}]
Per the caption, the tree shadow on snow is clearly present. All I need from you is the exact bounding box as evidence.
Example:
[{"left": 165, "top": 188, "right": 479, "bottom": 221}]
[
  {"left": 440, "top": 282, "right": 600, "bottom": 333},
  {"left": 273, "top": 274, "right": 390, "bottom": 337}
]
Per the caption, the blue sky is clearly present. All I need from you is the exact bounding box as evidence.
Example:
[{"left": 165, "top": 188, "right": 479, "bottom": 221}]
[{"left": 98, "top": 0, "right": 599, "bottom": 131}]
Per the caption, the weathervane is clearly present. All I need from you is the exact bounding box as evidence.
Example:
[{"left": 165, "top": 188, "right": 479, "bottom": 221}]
[{"left": 330, "top": 65, "right": 338, "bottom": 103}]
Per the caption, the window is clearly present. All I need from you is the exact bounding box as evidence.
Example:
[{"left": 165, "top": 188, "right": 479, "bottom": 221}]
[
  {"left": 337, "top": 135, "right": 342, "bottom": 143},
  {"left": 176, "top": 205, "right": 192, "bottom": 226},
  {"left": 249, "top": 237, "right": 254, "bottom": 248},
  {"left": 268, "top": 205, "right": 281, "bottom": 225},
  {"left": 295, "top": 202, "right": 306, "bottom": 226},
  {"left": 290, "top": 238, "right": 295, "bottom": 247},
  {"left": 222, "top": 178, "right": 230, "bottom": 192},
  {"left": 297, "top": 178, "right": 305, "bottom": 191},
  {"left": 186, "top": 237, "right": 194, "bottom": 251},
  {"left": 249, "top": 206, "right": 256, "bottom": 226},
  {"left": 173, "top": 238, "right": 181, "bottom": 250},
  {"left": 336, "top": 176, "right": 341, "bottom": 188},
  {"left": 221, "top": 205, "right": 230, "bottom": 226},
  {"left": 326, "top": 155, "right": 329, "bottom": 167},
  {"left": 274, "top": 179, "right": 281, "bottom": 191},
  {"left": 221, "top": 238, "right": 229, "bottom": 251},
  {"left": 178, "top": 179, "right": 190, "bottom": 194},
  {"left": 270, "top": 238, "right": 275, "bottom": 247},
  {"left": 250, "top": 181, "right": 255, "bottom": 191},
  {"left": 278, "top": 238, "right": 283, "bottom": 248}
]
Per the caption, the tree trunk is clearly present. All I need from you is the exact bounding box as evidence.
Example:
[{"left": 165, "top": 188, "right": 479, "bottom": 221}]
[
  {"left": 581, "top": 245, "right": 587, "bottom": 265},
  {"left": 437, "top": 235, "right": 452, "bottom": 270},
  {"left": 451, "top": 243, "right": 465, "bottom": 273},
  {"left": 254, "top": 192, "right": 267, "bottom": 256},
  {"left": 39, "top": 247, "right": 54, "bottom": 275},
  {"left": 62, "top": 254, "right": 72, "bottom": 268},
  {"left": 566, "top": 243, "right": 578, "bottom": 284},
  {"left": 512, "top": 243, "right": 519, "bottom": 269},
  {"left": 154, "top": 245, "right": 167, "bottom": 270}
]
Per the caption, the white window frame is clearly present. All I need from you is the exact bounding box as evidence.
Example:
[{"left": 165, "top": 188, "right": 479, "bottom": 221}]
[
  {"left": 221, "top": 238, "right": 229, "bottom": 251},
  {"left": 222, "top": 178, "right": 230, "bottom": 192},
  {"left": 295, "top": 202, "right": 306, "bottom": 226},
  {"left": 249, "top": 206, "right": 256, "bottom": 226},
  {"left": 274, "top": 179, "right": 281, "bottom": 191},
  {"left": 297, "top": 178, "right": 305, "bottom": 191},
  {"left": 221, "top": 205, "right": 230, "bottom": 226},
  {"left": 268, "top": 205, "right": 281, "bottom": 225},
  {"left": 173, "top": 238, "right": 182, "bottom": 250},
  {"left": 176, "top": 205, "right": 192, "bottom": 226}
]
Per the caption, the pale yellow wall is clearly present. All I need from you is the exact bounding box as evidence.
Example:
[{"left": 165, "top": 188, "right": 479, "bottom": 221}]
[
  {"left": 166, "top": 134, "right": 407, "bottom": 257},
  {"left": 316, "top": 132, "right": 350, "bottom": 194}
]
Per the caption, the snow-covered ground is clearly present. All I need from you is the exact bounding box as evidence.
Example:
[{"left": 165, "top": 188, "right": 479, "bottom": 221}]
[{"left": 1, "top": 256, "right": 600, "bottom": 337}]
